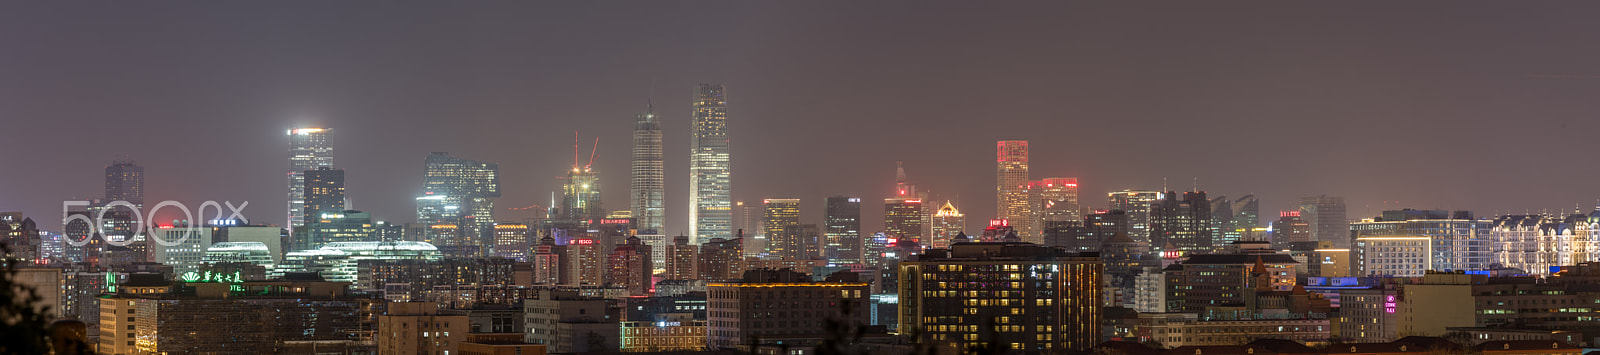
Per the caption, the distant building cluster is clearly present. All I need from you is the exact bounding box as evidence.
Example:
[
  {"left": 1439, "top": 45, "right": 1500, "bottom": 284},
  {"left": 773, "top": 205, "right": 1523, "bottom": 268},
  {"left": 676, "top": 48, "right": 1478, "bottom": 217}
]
[{"left": 8, "top": 88, "right": 1600, "bottom": 354}]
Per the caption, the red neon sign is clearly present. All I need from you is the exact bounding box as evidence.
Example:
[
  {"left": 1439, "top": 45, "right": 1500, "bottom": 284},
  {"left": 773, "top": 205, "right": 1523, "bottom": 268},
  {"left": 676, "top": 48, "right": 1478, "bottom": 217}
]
[
  {"left": 572, "top": 239, "right": 594, "bottom": 245},
  {"left": 989, "top": 219, "right": 1008, "bottom": 227},
  {"left": 599, "top": 219, "right": 630, "bottom": 225}
]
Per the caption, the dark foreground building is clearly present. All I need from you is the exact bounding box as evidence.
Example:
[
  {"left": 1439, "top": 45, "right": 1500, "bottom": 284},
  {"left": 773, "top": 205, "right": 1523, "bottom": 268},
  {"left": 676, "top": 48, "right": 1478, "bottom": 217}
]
[{"left": 898, "top": 242, "right": 1102, "bottom": 352}]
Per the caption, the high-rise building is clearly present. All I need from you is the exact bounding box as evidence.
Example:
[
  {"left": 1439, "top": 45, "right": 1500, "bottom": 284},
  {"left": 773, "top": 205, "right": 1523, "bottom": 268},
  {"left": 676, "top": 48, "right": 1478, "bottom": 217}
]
[
  {"left": 823, "top": 196, "right": 862, "bottom": 265},
  {"left": 301, "top": 167, "right": 346, "bottom": 232},
  {"left": 689, "top": 83, "right": 733, "bottom": 244},
  {"left": 1272, "top": 211, "right": 1311, "bottom": 248},
  {"left": 104, "top": 160, "right": 144, "bottom": 206},
  {"left": 1351, "top": 210, "right": 1488, "bottom": 275},
  {"left": 931, "top": 201, "right": 965, "bottom": 249},
  {"left": 1032, "top": 177, "right": 1081, "bottom": 228},
  {"left": 1149, "top": 191, "right": 1213, "bottom": 253},
  {"left": 493, "top": 223, "right": 530, "bottom": 262},
  {"left": 631, "top": 103, "right": 666, "bottom": 238},
  {"left": 608, "top": 236, "right": 653, "bottom": 296},
  {"left": 1230, "top": 195, "right": 1261, "bottom": 241},
  {"left": 1108, "top": 190, "right": 1161, "bottom": 244},
  {"left": 995, "top": 140, "right": 1032, "bottom": 241},
  {"left": 762, "top": 199, "right": 803, "bottom": 259},
  {"left": 417, "top": 152, "right": 499, "bottom": 258},
  {"left": 884, "top": 197, "right": 924, "bottom": 243},
  {"left": 287, "top": 128, "right": 334, "bottom": 231},
  {"left": 894, "top": 162, "right": 936, "bottom": 244},
  {"left": 663, "top": 235, "right": 698, "bottom": 280},
  {"left": 532, "top": 235, "right": 561, "bottom": 285},
  {"left": 1299, "top": 195, "right": 1348, "bottom": 249},
  {"left": 522, "top": 290, "right": 620, "bottom": 353},
  {"left": 559, "top": 137, "right": 604, "bottom": 226},
  {"left": 899, "top": 242, "right": 1103, "bottom": 352},
  {"left": 698, "top": 237, "right": 742, "bottom": 282},
  {"left": 564, "top": 238, "right": 605, "bottom": 287},
  {"left": 304, "top": 210, "right": 375, "bottom": 251}
]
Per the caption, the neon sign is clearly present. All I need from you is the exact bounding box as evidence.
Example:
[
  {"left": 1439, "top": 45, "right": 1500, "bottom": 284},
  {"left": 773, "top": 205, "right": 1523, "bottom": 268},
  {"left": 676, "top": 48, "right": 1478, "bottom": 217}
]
[
  {"left": 599, "top": 219, "right": 631, "bottom": 225},
  {"left": 572, "top": 239, "right": 595, "bottom": 245},
  {"left": 1383, "top": 295, "right": 1396, "bottom": 313},
  {"left": 989, "top": 219, "right": 1009, "bottom": 227}
]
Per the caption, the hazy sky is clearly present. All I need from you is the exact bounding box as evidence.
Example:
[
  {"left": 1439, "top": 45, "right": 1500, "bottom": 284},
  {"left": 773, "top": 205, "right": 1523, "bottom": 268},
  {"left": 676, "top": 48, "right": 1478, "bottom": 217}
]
[{"left": 4, "top": 2, "right": 1600, "bottom": 233}]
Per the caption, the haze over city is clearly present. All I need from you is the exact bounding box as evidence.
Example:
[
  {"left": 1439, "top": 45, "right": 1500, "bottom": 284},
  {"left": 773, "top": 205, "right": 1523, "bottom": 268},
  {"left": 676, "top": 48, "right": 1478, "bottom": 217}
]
[{"left": 5, "top": 2, "right": 1600, "bottom": 232}]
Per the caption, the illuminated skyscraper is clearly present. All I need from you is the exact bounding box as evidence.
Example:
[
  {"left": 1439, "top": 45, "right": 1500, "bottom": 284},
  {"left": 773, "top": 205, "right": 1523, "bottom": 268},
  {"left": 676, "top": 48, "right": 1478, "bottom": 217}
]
[
  {"left": 1032, "top": 177, "right": 1081, "bottom": 229},
  {"left": 689, "top": 84, "right": 733, "bottom": 244},
  {"left": 1107, "top": 190, "right": 1161, "bottom": 243},
  {"left": 631, "top": 104, "right": 665, "bottom": 236},
  {"left": 996, "top": 140, "right": 1032, "bottom": 241},
  {"left": 763, "top": 199, "right": 802, "bottom": 259},
  {"left": 884, "top": 197, "right": 924, "bottom": 243},
  {"left": 1271, "top": 211, "right": 1311, "bottom": 248},
  {"left": 1149, "top": 191, "right": 1213, "bottom": 252},
  {"left": 301, "top": 167, "right": 345, "bottom": 229},
  {"left": 493, "top": 223, "right": 530, "bottom": 262},
  {"left": 417, "top": 152, "right": 499, "bottom": 258},
  {"left": 1299, "top": 195, "right": 1348, "bottom": 249},
  {"left": 287, "top": 128, "right": 333, "bottom": 231},
  {"left": 931, "top": 201, "right": 965, "bottom": 248},
  {"left": 104, "top": 160, "right": 144, "bottom": 206},
  {"left": 824, "top": 196, "right": 862, "bottom": 265},
  {"left": 561, "top": 161, "right": 603, "bottom": 224}
]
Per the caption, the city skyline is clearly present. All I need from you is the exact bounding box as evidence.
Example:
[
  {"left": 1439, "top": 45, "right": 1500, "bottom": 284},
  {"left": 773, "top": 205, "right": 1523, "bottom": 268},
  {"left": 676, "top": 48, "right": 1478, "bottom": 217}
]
[{"left": 6, "top": 2, "right": 1600, "bottom": 234}]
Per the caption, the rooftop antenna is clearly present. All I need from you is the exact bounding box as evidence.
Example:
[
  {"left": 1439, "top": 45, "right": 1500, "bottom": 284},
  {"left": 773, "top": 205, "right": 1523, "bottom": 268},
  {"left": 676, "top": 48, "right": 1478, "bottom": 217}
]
[
  {"left": 1162, "top": 177, "right": 1168, "bottom": 192},
  {"left": 573, "top": 132, "right": 581, "bottom": 169},
  {"left": 1192, "top": 177, "right": 1199, "bottom": 192}
]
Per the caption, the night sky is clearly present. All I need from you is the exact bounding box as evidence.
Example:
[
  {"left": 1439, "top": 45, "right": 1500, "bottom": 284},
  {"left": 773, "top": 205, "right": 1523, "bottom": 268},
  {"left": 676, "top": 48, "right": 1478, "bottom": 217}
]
[{"left": 4, "top": 2, "right": 1600, "bottom": 233}]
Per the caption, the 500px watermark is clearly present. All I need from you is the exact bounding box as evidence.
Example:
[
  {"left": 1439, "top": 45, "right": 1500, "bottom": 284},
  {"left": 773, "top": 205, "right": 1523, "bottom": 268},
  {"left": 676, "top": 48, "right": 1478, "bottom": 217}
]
[{"left": 61, "top": 200, "right": 248, "bottom": 247}]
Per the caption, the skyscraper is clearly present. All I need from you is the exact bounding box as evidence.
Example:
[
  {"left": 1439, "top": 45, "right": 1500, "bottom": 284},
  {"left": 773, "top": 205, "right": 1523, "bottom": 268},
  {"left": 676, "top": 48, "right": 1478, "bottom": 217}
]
[
  {"left": 1032, "top": 177, "right": 1081, "bottom": 236},
  {"left": 884, "top": 197, "right": 924, "bottom": 243},
  {"left": 900, "top": 243, "right": 1103, "bottom": 352},
  {"left": 689, "top": 84, "right": 733, "bottom": 244},
  {"left": 762, "top": 199, "right": 801, "bottom": 259},
  {"left": 823, "top": 196, "right": 862, "bottom": 265},
  {"left": 287, "top": 128, "right": 333, "bottom": 231},
  {"left": 1271, "top": 211, "right": 1311, "bottom": 248},
  {"left": 631, "top": 104, "right": 665, "bottom": 237},
  {"left": 931, "top": 201, "right": 965, "bottom": 248},
  {"left": 104, "top": 160, "right": 143, "bottom": 206},
  {"left": 996, "top": 140, "right": 1032, "bottom": 241},
  {"left": 301, "top": 167, "right": 346, "bottom": 229},
  {"left": 1299, "top": 195, "right": 1348, "bottom": 249},
  {"left": 1107, "top": 190, "right": 1161, "bottom": 243},
  {"left": 1149, "top": 191, "right": 1213, "bottom": 252},
  {"left": 560, "top": 156, "right": 603, "bottom": 224},
  {"left": 417, "top": 152, "right": 500, "bottom": 258}
]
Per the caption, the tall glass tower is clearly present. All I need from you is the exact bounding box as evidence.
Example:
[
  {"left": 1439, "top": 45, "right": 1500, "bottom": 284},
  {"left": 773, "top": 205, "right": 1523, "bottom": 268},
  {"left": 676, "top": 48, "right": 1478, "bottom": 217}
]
[
  {"left": 417, "top": 152, "right": 499, "bottom": 257},
  {"left": 823, "top": 196, "right": 861, "bottom": 264},
  {"left": 104, "top": 160, "right": 144, "bottom": 206},
  {"left": 631, "top": 103, "right": 665, "bottom": 236},
  {"left": 996, "top": 140, "right": 1031, "bottom": 241},
  {"left": 287, "top": 128, "right": 333, "bottom": 232},
  {"left": 690, "top": 84, "right": 733, "bottom": 244}
]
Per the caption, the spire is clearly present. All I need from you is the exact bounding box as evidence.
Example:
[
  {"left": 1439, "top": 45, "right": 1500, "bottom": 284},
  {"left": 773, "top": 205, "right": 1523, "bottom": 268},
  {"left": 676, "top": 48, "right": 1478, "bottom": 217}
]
[{"left": 896, "top": 161, "right": 907, "bottom": 183}]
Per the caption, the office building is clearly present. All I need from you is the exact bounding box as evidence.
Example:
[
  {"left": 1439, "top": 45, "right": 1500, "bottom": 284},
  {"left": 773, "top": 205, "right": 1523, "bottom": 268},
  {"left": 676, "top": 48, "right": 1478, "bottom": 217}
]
[
  {"left": 532, "top": 235, "right": 561, "bottom": 285},
  {"left": 1108, "top": 190, "right": 1161, "bottom": 244},
  {"left": 1, "top": 215, "right": 41, "bottom": 265},
  {"left": 418, "top": 152, "right": 500, "bottom": 258},
  {"left": 1352, "top": 210, "right": 1489, "bottom": 274},
  {"left": 899, "top": 242, "right": 1102, "bottom": 352},
  {"left": 931, "top": 201, "right": 965, "bottom": 249},
  {"left": 689, "top": 83, "right": 734, "bottom": 244},
  {"left": 824, "top": 196, "right": 862, "bottom": 265},
  {"left": 492, "top": 223, "right": 530, "bottom": 262},
  {"left": 631, "top": 103, "right": 666, "bottom": 237},
  {"left": 763, "top": 199, "right": 803, "bottom": 259},
  {"left": 1032, "top": 177, "right": 1081, "bottom": 230},
  {"left": 706, "top": 270, "right": 870, "bottom": 350},
  {"left": 1273, "top": 211, "right": 1312, "bottom": 248},
  {"left": 301, "top": 167, "right": 346, "bottom": 235},
  {"left": 884, "top": 197, "right": 924, "bottom": 244},
  {"left": 1162, "top": 251, "right": 1300, "bottom": 313},
  {"left": 287, "top": 127, "right": 334, "bottom": 231},
  {"left": 105, "top": 160, "right": 144, "bottom": 205},
  {"left": 1300, "top": 195, "right": 1349, "bottom": 248},
  {"left": 995, "top": 140, "right": 1033, "bottom": 242},
  {"left": 1210, "top": 194, "right": 1260, "bottom": 246},
  {"left": 304, "top": 210, "right": 375, "bottom": 251},
  {"left": 1150, "top": 191, "right": 1213, "bottom": 253},
  {"left": 562, "top": 238, "right": 606, "bottom": 287}
]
